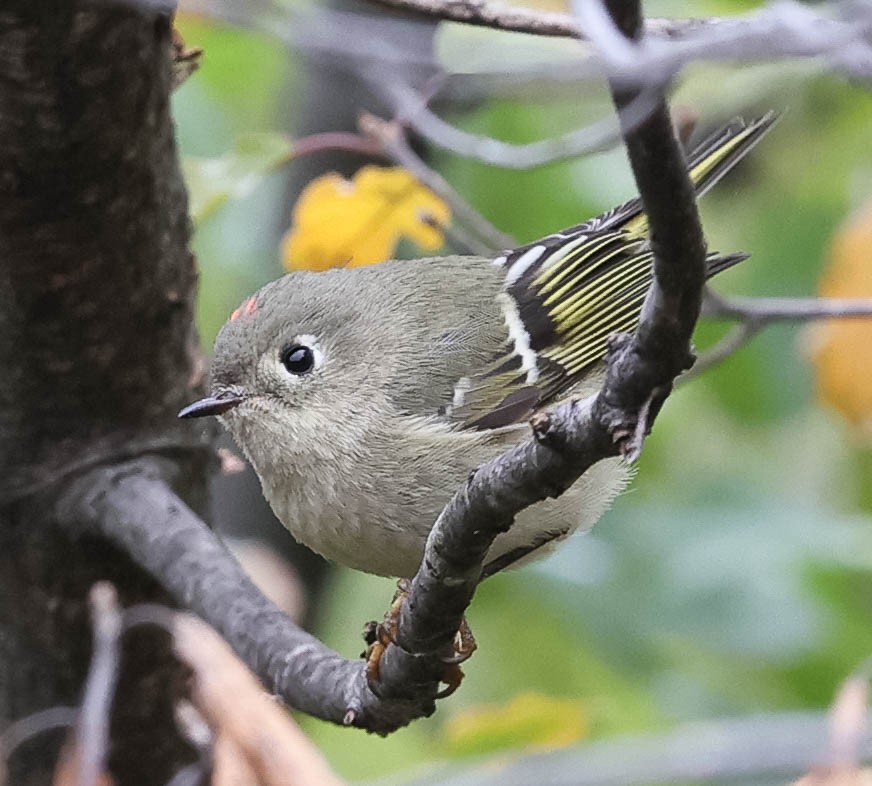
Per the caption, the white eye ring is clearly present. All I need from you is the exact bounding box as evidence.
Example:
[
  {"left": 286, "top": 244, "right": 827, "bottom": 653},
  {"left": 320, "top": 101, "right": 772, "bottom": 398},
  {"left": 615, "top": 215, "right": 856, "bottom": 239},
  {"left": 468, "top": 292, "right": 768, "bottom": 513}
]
[{"left": 279, "top": 335, "right": 324, "bottom": 378}]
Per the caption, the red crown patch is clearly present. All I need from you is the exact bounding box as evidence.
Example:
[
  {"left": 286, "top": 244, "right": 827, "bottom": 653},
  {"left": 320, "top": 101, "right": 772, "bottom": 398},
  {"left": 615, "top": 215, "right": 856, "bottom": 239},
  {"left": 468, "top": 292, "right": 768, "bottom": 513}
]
[{"left": 229, "top": 296, "right": 258, "bottom": 322}]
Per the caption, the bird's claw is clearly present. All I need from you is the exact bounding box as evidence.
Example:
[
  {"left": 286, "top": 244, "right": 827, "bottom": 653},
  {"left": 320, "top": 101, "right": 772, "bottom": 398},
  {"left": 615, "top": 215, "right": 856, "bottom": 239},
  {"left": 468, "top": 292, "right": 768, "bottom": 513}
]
[
  {"left": 440, "top": 617, "right": 477, "bottom": 665},
  {"left": 362, "top": 579, "right": 410, "bottom": 684},
  {"left": 362, "top": 579, "right": 477, "bottom": 697},
  {"left": 435, "top": 618, "right": 477, "bottom": 698}
]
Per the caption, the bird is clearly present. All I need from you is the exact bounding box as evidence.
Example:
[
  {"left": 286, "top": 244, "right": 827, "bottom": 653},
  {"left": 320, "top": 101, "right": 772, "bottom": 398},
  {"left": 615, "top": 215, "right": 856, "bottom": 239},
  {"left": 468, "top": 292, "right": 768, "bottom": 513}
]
[{"left": 180, "top": 113, "right": 775, "bottom": 579}]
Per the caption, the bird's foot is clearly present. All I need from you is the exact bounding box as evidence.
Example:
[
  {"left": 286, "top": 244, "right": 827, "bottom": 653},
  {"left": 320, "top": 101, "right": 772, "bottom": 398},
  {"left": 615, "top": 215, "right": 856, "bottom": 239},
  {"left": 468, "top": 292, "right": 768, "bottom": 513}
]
[
  {"left": 361, "top": 579, "right": 409, "bottom": 684},
  {"left": 362, "top": 579, "right": 477, "bottom": 698},
  {"left": 436, "top": 617, "right": 477, "bottom": 698}
]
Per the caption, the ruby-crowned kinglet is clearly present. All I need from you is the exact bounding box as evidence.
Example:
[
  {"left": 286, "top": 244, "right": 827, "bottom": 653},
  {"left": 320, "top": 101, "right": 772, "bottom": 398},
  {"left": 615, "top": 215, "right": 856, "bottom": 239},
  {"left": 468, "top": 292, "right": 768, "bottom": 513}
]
[{"left": 180, "top": 114, "right": 775, "bottom": 578}]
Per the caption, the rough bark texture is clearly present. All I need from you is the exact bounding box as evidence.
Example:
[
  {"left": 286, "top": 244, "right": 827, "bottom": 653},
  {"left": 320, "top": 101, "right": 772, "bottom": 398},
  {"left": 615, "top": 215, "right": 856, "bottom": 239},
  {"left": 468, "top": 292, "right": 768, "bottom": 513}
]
[{"left": 0, "top": 3, "right": 210, "bottom": 783}]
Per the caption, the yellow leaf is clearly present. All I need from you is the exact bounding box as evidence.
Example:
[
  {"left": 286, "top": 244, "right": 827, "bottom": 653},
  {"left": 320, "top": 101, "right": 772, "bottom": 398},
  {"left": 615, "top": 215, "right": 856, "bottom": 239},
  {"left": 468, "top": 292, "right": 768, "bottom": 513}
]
[
  {"left": 281, "top": 166, "right": 450, "bottom": 272},
  {"left": 442, "top": 692, "right": 587, "bottom": 758},
  {"left": 810, "top": 199, "right": 872, "bottom": 436}
]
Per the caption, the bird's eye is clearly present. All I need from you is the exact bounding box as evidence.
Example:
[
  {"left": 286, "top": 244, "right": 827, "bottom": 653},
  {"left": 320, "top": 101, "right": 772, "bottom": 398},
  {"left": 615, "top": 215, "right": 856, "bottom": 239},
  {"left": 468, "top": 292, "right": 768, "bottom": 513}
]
[{"left": 281, "top": 344, "right": 315, "bottom": 375}]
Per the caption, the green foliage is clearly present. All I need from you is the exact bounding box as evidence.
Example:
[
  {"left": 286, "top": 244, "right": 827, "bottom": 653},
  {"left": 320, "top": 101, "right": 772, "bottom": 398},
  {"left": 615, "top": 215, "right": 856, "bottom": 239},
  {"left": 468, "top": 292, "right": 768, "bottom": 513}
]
[{"left": 183, "top": 132, "right": 294, "bottom": 223}]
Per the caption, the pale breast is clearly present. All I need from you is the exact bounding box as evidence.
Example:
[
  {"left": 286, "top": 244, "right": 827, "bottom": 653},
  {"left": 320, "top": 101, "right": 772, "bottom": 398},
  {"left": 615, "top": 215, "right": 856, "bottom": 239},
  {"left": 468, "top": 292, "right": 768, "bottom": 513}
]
[{"left": 259, "top": 417, "right": 629, "bottom": 578}]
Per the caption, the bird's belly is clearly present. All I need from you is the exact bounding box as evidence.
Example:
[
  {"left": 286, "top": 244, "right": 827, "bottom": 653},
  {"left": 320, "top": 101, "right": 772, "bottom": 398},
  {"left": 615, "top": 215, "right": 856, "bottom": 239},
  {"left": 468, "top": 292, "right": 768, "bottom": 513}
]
[
  {"left": 262, "top": 454, "right": 629, "bottom": 579},
  {"left": 265, "top": 479, "right": 434, "bottom": 577}
]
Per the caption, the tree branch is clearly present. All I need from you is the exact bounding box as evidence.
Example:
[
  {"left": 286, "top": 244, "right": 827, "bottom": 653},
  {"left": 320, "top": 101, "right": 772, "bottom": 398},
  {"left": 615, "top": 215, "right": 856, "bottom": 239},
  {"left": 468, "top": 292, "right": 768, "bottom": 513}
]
[
  {"left": 379, "top": 77, "right": 663, "bottom": 170},
  {"left": 365, "top": 0, "right": 712, "bottom": 41},
  {"left": 363, "top": 0, "right": 872, "bottom": 80},
  {"left": 704, "top": 292, "right": 872, "bottom": 323},
  {"left": 582, "top": 0, "right": 705, "bottom": 461},
  {"left": 53, "top": 459, "right": 439, "bottom": 733},
  {"left": 686, "top": 292, "right": 872, "bottom": 379}
]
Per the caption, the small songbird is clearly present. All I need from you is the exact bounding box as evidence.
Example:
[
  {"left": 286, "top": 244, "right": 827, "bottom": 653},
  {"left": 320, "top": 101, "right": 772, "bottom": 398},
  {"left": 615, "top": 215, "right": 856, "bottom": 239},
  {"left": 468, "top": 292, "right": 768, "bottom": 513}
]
[{"left": 180, "top": 114, "right": 775, "bottom": 579}]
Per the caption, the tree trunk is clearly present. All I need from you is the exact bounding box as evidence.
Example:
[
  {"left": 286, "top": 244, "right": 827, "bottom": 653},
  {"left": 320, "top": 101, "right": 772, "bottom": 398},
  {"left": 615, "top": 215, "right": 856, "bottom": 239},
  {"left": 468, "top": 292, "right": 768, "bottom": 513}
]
[{"left": 0, "top": 3, "right": 210, "bottom": 782}]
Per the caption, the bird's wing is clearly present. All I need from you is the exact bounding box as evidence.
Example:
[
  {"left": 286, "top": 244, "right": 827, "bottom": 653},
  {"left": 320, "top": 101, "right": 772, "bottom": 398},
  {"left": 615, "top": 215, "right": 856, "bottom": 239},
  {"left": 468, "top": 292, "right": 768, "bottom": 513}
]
[
  {"left": 441, "top": 230, "right": 661, "bottom": 429},
  {"left": 440, "top": 114, "right": 776, "bottom": 431}
]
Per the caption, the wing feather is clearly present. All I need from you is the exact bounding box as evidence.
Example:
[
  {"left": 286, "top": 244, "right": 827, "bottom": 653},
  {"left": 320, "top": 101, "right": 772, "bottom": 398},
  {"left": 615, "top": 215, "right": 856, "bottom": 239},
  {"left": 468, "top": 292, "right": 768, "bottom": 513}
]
[{"left": 447, "top": 114, "right": 776, "bottom": 430}]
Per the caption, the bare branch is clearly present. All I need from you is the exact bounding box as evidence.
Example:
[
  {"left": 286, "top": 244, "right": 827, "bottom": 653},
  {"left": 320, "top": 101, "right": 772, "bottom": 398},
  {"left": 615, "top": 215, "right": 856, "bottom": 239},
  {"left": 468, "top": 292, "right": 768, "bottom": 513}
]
[
  {"left": 366, "top": 0, "right": 719, "bottom": 42},
  {"left": 381, "top": 77, "right": 666, "bottom": 169},
  {"left": 685, "top": 292, "right": 872, "bottom": 378},
  {"left": 363, "top": 0, "right": 717, "bottom": 704},
  {"left": 683, "top": 322, "right": 764, "bottom": 382},
  {"left": 704, "top": 292, "right": 872, "bottom": 323},
  {"left": 358, "top": 113, "right": 514, "bottom": 252},
  {"left": 184, "top": 0, "right": 872, "bottom": 180},
  {"left": 53, "top": 459, "right": 444, "bottom": 733},
  {"left": 0, "top": 707, "right": 78, "bottom": 781},
  {"left": 73, "top": 584, "right": 123, "bottom": 786},
  {"left": 365, "top": 0, "right": 872, "bottom": 81},
  {"left": 290, "top": 132, "right": 385, "bottom": 159},
  {"left": 586, "top": 0, "right": 707, "bottom": 461}
]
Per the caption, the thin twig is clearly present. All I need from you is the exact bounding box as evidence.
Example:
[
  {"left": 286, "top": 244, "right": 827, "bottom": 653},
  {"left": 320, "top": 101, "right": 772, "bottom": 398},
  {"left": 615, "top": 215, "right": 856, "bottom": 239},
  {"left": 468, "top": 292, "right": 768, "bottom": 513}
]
[
  {"left": 683, "top": 321, "right": 764, "bottom": 382},
  {"left": 365, "top": 0, "right": 872, "bottom": 81},
  {"left": 364, "top": 0, "right": 712, "bottom": 41},
  {"left": 75, "top": 584, "right": 123, "bottom": 786},
  {"left": 705, "top": 292, "right": 872, "bottom": 322},
  {"left": 358, "top": 113, "right": 514, "bottom": 252},
  {"left": 290, "top": 132, "right": 385, "bottom": 159},
  {"left": 686, "top": 292, "right": 872, "bottom": 378},
  {"left": 383, "top": 77, "right": 665, "bottom": 170},
  {"left": 0, "top": 707, "right": 78, "bottom": 760}
]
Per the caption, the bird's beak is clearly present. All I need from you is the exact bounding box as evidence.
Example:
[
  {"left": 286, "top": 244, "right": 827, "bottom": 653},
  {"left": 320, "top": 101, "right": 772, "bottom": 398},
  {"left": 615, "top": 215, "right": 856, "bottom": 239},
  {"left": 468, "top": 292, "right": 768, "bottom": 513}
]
[{"left": 178, "top": 393, "right": 246, "bottom": 419}]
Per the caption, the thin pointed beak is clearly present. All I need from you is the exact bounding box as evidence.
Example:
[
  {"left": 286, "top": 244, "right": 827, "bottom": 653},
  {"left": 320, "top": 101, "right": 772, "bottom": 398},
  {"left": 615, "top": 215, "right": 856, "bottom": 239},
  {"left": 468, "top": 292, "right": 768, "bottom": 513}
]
[{"left": 178, "top": 393, "right": 246, "bottom": 419}]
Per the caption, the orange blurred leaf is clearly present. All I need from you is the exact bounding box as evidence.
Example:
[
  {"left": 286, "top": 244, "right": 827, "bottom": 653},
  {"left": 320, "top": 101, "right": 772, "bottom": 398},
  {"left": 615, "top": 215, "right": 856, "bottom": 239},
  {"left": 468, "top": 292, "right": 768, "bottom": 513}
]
[
  {"left": 810, "top": 198, "right": 872, "bottom": 436},
  {"left": 281, "top": 166, "right": 450, "bottom": 272}
]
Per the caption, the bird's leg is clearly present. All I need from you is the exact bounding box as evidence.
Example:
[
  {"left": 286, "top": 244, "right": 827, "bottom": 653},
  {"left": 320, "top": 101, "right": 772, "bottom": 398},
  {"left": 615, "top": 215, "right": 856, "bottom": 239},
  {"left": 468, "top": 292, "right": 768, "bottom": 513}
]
[
  {"left": 362, "top": 578, "right": 410, "bottom": 684},
  {"left": 362, "top": 578, "right": 477, "bottom": 697}
]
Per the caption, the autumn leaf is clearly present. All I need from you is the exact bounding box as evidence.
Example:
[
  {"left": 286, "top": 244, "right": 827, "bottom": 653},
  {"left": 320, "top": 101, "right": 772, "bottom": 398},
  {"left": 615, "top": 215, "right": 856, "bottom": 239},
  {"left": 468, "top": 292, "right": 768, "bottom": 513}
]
[
  {"left": 281, "top": 166, "right": 450, "bottom": 272},
  {"left": 810, "top": 199, "right": 872, "bottom": 436},
  {"left": 441, "top": 692, "right": 587, "bottom": 758}
]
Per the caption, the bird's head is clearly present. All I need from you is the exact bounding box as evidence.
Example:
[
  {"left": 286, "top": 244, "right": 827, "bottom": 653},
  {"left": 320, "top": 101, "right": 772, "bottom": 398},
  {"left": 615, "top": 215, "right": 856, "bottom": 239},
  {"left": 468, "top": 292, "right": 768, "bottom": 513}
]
[{"left": 179, "top": 268, "right": 401, "bottom": 469}]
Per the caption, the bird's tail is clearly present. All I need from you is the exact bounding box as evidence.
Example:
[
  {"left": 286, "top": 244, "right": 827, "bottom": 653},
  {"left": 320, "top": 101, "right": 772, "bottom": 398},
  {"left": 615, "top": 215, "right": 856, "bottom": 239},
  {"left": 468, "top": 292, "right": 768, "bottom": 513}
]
[{"left": 608, "top": 111, "right": 779, "bottom": 239}]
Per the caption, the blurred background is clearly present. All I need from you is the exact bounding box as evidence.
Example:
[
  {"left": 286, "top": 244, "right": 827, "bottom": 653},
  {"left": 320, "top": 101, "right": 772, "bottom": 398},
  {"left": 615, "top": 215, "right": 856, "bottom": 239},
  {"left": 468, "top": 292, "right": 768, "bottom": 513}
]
[{"left": 173, "top": 0, "right": 872, "bottom": 781}]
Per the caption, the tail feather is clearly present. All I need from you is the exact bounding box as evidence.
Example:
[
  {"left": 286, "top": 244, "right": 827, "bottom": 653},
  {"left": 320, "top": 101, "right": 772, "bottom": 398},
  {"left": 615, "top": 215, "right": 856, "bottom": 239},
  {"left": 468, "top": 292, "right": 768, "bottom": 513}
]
[
  {"left": 705, "top": 251, "right": 751, "bottom": 278},
  {"left": 688, "top": 112, "right": 778, "bottom": 200},
  {"left": 622, "top": 112, "right": 778, "bottom": 237}
]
